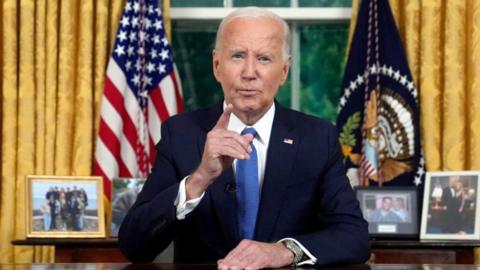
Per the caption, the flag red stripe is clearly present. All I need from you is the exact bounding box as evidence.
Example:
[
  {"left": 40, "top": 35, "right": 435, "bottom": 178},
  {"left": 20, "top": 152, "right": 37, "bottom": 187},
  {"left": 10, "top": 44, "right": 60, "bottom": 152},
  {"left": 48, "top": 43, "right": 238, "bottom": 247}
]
[
  {"left": 120, "top": 100, "right": 144, "bottom": 161},
  {"left": 94, "top": 160, "right": 112, "bottom": 198},
  {"left": 115, "top": 110, "right": 142, "bottom": 172},
  {"left": 137, "top": 108, "right": 150, "bottom": 176},
  {"left": 98, "top": 118, "right": 121, "bottom": 158},
  {"left": 171, "top": 72, "right": 184, "bottom": 112},
  {"left": 103, "top": 76, "right": 142, "bottom": 177},
  {"left": 149, "top": 136, "right": 156, "bottom": 167},
  {"left": 104, "top": 76, "right": 125, "bottom": 113},
  {"left": 98, "top": 117, "right": 134, "bottom": 179},
  {"left": 150, "top": 86, "right": 170, "bottom": 121},
  {"left": 118, "top": 152, "right": 134, "bottom": 177}
]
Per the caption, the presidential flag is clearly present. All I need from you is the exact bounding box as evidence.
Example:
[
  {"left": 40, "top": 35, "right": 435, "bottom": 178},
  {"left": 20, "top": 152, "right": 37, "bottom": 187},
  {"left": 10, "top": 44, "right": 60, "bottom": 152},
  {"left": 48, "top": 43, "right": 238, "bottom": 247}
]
[
  {"left": 94, "top": 0, "right": 183, "bottom": 198},
  {"left": 336, "top": 0, "right": 424, "bottom": 186}
]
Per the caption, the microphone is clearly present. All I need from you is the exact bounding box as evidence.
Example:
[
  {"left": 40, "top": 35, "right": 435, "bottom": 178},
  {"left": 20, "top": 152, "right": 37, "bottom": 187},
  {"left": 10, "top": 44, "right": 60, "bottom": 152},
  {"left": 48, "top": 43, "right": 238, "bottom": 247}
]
[{"left": 225, "top": 182, "right": 236, "bottom": 193}]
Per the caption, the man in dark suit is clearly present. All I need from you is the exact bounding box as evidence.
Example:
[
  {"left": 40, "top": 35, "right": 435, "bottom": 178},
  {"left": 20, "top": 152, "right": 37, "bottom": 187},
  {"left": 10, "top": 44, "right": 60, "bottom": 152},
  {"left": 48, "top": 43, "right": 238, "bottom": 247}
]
[
  {"left": 440, "top": 176, "right": 462, "bottom": 233},
  {"left": 118, "top": 6, "right": 370, "bottom": 269}
]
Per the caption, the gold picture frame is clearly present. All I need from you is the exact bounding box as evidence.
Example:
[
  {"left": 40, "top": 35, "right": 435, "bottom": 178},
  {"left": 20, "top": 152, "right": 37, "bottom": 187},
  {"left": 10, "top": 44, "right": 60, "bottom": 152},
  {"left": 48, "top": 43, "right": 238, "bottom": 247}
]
[{"left": 26, "top": 175, "right": 106, "bottom": 238}]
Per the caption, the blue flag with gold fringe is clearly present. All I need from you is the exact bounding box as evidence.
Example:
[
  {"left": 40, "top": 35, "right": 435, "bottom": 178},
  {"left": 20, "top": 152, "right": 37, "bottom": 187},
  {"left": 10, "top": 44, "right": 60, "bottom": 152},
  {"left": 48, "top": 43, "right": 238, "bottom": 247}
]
[{"left": 336, "top": 0, "right": 425, "bottom": 186}]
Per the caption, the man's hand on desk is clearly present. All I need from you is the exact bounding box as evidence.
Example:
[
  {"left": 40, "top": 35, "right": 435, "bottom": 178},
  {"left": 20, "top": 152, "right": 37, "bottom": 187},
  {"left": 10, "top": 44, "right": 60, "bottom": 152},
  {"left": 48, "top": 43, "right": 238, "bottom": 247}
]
[
  {"left": 217, "top": 240, "right": 294, "bottom": 270},
  {"left": 186, "top": 103, "right": 253, "bottom": 200}
]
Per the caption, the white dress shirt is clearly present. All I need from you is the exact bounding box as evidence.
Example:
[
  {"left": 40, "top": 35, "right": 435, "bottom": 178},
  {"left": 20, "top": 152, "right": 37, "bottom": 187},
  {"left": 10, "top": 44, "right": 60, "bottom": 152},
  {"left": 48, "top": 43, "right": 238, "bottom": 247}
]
[{"left": 173, "top": 102, "right": 316, "bottom": 265}]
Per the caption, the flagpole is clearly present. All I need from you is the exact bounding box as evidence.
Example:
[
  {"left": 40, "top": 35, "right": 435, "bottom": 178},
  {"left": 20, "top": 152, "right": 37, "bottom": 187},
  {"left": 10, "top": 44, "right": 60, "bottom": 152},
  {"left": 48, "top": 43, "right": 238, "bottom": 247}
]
[{"left": 163, "top": 0, "right": 171, "bottom": 44}]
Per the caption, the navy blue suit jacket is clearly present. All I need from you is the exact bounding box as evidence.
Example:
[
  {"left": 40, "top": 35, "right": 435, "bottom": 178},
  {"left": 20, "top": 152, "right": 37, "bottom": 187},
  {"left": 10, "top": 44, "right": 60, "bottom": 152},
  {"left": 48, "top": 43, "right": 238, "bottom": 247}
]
[{"left": 118, "top": 102, "right": 370, "bottom": 265}]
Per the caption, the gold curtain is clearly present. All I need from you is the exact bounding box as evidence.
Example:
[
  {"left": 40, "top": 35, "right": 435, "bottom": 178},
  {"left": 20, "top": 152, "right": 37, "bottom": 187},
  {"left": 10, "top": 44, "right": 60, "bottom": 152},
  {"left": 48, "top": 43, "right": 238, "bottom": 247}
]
[
  {"left": 349, "top": 0, "right": 480, "bottom": 172},
  {"left": 0, "top": 0, "right": 126, "bottom": 263}
]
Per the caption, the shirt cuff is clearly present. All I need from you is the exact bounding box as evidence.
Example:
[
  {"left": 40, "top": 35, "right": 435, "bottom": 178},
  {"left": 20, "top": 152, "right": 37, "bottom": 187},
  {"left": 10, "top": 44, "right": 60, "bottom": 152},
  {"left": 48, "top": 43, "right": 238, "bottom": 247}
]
[
  {"left": 278, "top": 237, "right": 317, "bottom": 266},
  {"left": 174, "top": 176, "right": 205, "bottom": 220}
]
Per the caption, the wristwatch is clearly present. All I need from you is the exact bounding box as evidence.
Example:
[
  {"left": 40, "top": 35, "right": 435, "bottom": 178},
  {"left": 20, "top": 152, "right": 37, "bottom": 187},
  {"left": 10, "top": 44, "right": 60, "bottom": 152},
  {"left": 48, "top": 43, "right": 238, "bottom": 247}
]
[{"left": 282, "top": 239, "right": 305, "bottom": 266}]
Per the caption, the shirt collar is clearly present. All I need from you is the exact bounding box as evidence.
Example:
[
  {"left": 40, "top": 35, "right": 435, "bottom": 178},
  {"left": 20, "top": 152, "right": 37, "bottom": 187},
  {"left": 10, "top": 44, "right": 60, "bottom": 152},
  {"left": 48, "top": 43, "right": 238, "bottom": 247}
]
[{"left": 224, "top": 102, "right": 275, "bottom": 147}]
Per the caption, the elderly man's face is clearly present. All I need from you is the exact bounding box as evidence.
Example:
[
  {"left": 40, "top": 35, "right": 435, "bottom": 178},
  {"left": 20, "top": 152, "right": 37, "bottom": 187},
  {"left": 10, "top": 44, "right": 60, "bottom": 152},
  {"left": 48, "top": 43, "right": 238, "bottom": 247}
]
[
  {"left": 449, "top": 176, "right": 460, "bottom": 187},
  {"left": 213, "top": 17, "right": 290, "bottom": 118}
]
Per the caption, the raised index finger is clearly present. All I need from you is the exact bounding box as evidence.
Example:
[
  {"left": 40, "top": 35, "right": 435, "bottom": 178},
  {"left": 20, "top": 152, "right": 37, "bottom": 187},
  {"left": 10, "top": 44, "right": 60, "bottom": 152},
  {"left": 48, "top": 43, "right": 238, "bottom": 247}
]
[{"left": 214, "top": 103, "right": 233, "bottom": 130}]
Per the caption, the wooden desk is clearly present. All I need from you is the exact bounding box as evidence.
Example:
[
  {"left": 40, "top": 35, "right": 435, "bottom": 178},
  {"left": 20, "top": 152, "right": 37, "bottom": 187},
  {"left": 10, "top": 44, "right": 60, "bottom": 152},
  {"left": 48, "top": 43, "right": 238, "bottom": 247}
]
[
  {"left": 0, "top": 263, "right": 478, "bottom": 270},
  {"left": 12, "top": 239, "right": 480, "bottom": 264},
  {"left": 371, "top": 239, "right": 480, "bottom": 264},
  {"left": 12, "top": 239, "right": 127, "bottom": 262}
]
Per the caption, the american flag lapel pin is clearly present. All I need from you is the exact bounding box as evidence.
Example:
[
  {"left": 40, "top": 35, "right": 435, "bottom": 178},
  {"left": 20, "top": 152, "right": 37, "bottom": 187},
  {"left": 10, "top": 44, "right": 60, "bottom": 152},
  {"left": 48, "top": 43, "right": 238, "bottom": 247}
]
[{"left": 283, "top": 138, "right": 293, "bottom": 144}]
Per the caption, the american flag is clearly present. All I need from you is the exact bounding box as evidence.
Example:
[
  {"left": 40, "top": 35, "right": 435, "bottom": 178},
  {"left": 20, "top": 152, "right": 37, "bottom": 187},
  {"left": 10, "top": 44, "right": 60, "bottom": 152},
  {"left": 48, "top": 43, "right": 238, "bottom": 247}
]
[{"left": 94, "top": 0, "right": 183, "bottom": 198}]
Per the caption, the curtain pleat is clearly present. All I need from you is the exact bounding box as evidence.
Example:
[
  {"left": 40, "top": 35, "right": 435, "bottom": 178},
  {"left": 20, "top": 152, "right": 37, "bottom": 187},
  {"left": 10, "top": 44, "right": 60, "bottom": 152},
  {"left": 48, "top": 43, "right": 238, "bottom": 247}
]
[
  {"left": 93, "top": 0, "right": 111, "bottom": 138},
  {"left": 400, "top": 0, "right": 420, "bottom": 85},
  {"left": 15, "top": 0, "right": 37, "bottom": 262},
  {"left": 74, "top": 0, "right": 94, "bottom": 176},
  {"left": 56, "top": 1, "right": 78, "bottom": 176},
  {"left": 45, "top": 0, "right": 59, "bottom": 176},
  {"left": 467, "top": 0, "right": 480, "bottom": 170},
  {"left": 0, "top": 0, "right": 19, "bottom": 263},
  {"left": 418, "top": 0, "right": 444, "bottom": 171},
  {"left": 443, "top": 1, "right": 467, "bottom": 170},
  {"left": 35, "top": 0, "right": 47, "bottom": 175},
  {"left": 1, "top": 0, "right": 124, "bottom": 263}
]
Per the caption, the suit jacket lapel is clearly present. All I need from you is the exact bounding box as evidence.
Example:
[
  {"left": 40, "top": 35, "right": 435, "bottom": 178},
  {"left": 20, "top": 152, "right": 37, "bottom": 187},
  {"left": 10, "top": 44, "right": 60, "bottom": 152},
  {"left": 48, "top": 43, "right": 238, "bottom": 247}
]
[
  {"left": 255, "top": 104, "right": 299, "bottom": 242},
  {"left": 197, "top": 103, "right": 240, "bottom": 246},
  {"left": 209, "top": 168, "right": 239, "bottom": 247},
  {"left": 196, "top": 102, "right": 298, "bottom": 244}
]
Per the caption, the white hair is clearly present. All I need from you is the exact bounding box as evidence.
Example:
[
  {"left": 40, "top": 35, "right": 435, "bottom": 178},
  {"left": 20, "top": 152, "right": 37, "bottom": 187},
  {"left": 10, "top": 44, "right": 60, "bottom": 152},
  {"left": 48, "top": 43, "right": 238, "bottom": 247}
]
[{"left": 214, "top": 6, "right": 291, "bottom": 61}]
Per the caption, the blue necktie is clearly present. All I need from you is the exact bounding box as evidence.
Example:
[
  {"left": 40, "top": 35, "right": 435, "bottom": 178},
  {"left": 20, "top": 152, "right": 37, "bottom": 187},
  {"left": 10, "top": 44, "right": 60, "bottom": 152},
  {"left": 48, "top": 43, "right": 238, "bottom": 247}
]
[{"left": 236, "top": 127, "right": 259, "bottom": 240}]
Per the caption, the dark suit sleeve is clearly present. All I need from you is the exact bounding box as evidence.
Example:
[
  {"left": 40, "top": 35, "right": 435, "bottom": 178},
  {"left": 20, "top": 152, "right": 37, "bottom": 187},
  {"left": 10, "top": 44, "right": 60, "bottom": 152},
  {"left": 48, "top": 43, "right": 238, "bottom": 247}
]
[
  {"left": 118, "top": 120, "right": 183, "bottom": 263},
  {"left": 292, "top": 124, "right": 371, "bottom": 265}
]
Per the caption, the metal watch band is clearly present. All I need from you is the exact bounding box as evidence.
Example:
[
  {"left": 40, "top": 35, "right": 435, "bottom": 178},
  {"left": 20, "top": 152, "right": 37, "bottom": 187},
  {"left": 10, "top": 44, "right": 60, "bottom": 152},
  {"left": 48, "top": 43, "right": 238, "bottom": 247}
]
[{"left": 283, "top": 239, "right": 304, "bottom": 265}]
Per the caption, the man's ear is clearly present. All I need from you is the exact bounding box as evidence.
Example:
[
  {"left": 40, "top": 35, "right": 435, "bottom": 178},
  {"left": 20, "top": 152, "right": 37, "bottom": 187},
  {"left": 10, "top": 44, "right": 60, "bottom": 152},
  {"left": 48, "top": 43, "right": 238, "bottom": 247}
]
[
  {"left": 280, "top": 55, "right": 291, "bottom": 85},
  {"left": 212, "top": 50, "right": 221, "bottom": 82}
]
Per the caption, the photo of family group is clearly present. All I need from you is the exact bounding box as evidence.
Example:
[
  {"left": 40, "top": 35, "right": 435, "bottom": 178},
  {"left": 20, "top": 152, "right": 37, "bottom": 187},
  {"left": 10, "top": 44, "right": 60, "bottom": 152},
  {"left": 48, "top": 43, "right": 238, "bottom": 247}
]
[
  {"left": 27, "top": 176, "right": 105, "bottom": 238},
  {"left": 421, "top": 171, "right": 480, "bottom": 240},
  {"left": 39, "top": 185, "right": 90, "bottom": 231},
  {"left": 356, "top": 187, "right": 418, "bottom": 237}
]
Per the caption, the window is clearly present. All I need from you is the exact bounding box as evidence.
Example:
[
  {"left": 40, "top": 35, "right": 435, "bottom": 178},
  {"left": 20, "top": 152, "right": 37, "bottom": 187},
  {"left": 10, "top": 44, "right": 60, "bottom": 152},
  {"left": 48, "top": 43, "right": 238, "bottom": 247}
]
[{"left": 171, "top": 1, "right": 351, "bottom": 122}]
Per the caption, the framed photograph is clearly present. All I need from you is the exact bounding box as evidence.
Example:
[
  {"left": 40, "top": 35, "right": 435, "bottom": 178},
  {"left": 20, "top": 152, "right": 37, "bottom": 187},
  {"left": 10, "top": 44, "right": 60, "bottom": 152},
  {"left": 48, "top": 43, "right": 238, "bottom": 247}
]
[
  {"left": 26, "top": 175, "right": 106, "bottom": 238},
  {"left": 355, "top": 186, "right": 419, "bottom": 238},
  {"left": 110, "top": 177, "right": 146, "bottom": 237},
  {"left": 420, "top": 171, "right": 480, "bottom": 240}
]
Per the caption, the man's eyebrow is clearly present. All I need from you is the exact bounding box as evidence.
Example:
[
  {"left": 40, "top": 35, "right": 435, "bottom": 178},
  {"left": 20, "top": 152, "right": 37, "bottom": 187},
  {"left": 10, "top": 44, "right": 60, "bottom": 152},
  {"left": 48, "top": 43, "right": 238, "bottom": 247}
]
[
  {"left": 228, "top": 48, "right": 245, "bottom": 54},
  {"left": 226, "top": 48, "right": 276, "bottom": 59},
  {"left": 257, "top": 51, "right": 274, "bottom": 56}
]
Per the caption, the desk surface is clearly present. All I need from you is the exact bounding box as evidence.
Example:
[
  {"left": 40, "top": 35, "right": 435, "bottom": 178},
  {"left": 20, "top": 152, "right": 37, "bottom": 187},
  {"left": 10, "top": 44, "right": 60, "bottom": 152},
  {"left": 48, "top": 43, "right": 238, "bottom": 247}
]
[
  {"left": 10, "top": 239, "right": 480, "bottom": 265},
  {"left": 0, "top": 264, "right": 479, "bottom": 270},
  {"left": 12, "top": 238, "right": 480, "bottom": 248}
]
